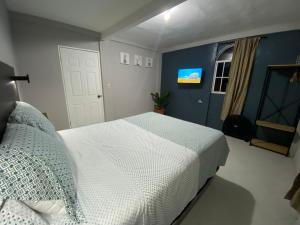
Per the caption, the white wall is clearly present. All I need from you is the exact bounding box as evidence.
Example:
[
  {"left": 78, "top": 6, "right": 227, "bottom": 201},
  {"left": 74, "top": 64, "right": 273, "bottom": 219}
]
[
  {"left": 100, "top": 40, "right": 161, "bottom": 121},
  {"left": 10, "top": 13, "right": 101, "bottom": 130},
  {"left": 10, "top": 13, "right": 161, "bottom": 128},
  {"left": 291, "top": 120, "right": 300, "bottom": 225},
  {"left": 292, "top": 120, "right": 300, "bottom": 172},
  {"left": 0, "top": 0, "right": 16, "bottom": 67}
]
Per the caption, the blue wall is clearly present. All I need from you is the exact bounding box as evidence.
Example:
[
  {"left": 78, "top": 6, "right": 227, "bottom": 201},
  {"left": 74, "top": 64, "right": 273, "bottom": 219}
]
[
  {"left": 161, "top": 43, "right": 217, "bottom": 125},
  {"left": 161, "top": 30, "right": 300, "bottom": 130}
]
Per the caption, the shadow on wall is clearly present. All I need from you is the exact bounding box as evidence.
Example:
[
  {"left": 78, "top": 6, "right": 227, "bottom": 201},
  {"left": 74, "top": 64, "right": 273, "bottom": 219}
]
[{"left": 180, "top": 176, "right": 255, "bottom": 225}]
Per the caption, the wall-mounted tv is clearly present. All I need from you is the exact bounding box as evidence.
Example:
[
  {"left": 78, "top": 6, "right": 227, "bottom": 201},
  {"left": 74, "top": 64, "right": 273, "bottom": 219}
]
[{"left": 177, "top": 68, "right": 203, "bottom": 84}]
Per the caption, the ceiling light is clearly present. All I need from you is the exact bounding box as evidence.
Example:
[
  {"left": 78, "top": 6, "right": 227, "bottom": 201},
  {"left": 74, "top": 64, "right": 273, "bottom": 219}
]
[{"left": 163, "top": 10, "right": 171, "bottom": 21}]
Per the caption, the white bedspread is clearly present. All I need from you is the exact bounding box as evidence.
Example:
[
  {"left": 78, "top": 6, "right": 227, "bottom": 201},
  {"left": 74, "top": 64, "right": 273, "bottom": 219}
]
[{"left": 51, "top": 118, "right": 228, "bottom": 225}]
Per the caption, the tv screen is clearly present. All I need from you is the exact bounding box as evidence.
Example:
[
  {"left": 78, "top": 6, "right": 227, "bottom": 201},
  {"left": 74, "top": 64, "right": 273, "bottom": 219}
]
[{"left": 177, "top": 68, "right": 203, "bottom": 84}]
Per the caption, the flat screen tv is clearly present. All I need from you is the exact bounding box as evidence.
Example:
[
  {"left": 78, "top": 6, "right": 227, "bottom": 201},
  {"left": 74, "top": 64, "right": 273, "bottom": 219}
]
[{"left": 177, "top": 68, "right": 203, "bottom": 84}]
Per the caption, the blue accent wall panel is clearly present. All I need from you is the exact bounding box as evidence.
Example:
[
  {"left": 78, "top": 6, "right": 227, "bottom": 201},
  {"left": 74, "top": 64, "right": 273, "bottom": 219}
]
[
  {"left": 243, "top": 30, "right": 300, "bottom": 124},
  {"left": 206, "top": 94, "right": 224, "bottom": 130},
  {"left": 161, "top": 30, "right": 300, "bottom": 130},
  {"left": 161, "top": 43, "right": 217, "bottom": 125}
]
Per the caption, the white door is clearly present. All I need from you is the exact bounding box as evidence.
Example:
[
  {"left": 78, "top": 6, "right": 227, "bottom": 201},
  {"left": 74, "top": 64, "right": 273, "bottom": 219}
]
[{"left": 59, "top": 46, "right": 105, "bottom": 128}]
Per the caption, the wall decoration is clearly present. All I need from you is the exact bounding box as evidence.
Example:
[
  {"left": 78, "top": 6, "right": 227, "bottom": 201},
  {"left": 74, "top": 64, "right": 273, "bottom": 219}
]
[
  {"left": 145, "top": 57, "right": 153, "bottom": 68},
  {"left": 134, "top": 55, "right": 143, "bottom": 66},
  {"left": 120, "top": 52, "right": 130, "bottom": 65}
]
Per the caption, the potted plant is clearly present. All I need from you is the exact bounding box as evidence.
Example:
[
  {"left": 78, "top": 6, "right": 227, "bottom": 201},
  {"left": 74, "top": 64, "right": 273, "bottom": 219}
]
[{"left": 150, "top": 91, "right": 170, "bottom": 114}]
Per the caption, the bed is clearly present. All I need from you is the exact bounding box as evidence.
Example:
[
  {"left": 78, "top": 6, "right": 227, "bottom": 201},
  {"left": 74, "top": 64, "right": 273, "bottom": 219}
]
[{"left": 0, "top": 61, "right": 229, "bottom": 225}]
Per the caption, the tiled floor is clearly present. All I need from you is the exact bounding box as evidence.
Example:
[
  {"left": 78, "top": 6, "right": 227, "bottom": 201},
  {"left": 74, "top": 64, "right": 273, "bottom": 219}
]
[{"left": 180, "top": 136, "right": 298, "bottom": 225}]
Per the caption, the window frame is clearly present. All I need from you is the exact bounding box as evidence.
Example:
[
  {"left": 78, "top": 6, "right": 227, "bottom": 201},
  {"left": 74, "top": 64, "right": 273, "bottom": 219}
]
[{"left": 211, "top": 59, "right": 232, "bottom": 94}]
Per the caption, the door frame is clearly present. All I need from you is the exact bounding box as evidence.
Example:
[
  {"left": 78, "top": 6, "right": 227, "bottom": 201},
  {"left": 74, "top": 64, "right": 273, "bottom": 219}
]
[{"left": 58, "top": 45, "right": 105, "bottom": 128}]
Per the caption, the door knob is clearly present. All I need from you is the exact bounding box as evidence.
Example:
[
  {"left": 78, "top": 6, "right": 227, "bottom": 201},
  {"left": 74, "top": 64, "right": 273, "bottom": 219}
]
[{"left": 97, "top": 95, "right": 102, "bottom": 98}]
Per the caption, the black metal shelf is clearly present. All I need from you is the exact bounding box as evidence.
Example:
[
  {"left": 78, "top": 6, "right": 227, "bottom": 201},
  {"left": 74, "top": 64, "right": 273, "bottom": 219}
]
[{"left": 251, "top": 64, "right": 300, "bottom": 156}]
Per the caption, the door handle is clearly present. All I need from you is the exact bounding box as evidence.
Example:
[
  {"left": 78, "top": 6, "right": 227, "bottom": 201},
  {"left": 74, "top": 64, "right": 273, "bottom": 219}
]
[{"left": 97, "top": 95, "right": 102, "bottom": 98}]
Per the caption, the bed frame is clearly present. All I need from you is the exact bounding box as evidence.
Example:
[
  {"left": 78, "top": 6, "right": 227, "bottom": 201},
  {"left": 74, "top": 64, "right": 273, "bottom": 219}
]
[
  {"left": 0, "top": 61, "right": 19, "bottom": 142},
  {"left": 171, "top": 177, "right": 213, "bottom": 225}
]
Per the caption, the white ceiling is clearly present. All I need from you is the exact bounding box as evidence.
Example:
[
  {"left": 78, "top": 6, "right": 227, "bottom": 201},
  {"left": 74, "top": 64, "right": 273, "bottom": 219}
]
[
  {"left": 6, "top": 0, "right": 300, "bottom": 52},
  {"left": 112, "top": 0, "right": 300, "bottom": 51},
  {"left": 6, "top": 0, "right": 183, "bottom": 34}
]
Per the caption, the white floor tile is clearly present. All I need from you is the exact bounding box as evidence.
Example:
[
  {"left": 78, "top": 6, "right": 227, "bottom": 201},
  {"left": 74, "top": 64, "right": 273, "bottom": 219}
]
[{"left": 180, "top": 136, "right": 298, "bottom": 225}]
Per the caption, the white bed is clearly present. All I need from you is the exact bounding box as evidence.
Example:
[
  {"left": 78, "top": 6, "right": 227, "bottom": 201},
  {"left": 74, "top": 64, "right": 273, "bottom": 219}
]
[{"left": 46, "top": 113, "right": 229, "bottom": 225}]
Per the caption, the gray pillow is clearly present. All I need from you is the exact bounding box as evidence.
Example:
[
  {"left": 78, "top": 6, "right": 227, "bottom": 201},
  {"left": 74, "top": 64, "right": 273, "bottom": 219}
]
[
  {"left": 8, "top": 101, "right": 57, "bottom": 138},
  {"left": 0, "top": 123, "right": 84, "bottom": 223}
]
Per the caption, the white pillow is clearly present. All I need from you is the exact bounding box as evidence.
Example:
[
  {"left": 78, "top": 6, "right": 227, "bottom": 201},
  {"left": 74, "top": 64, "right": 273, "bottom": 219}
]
[
  {"left": 24, "top": 200, "right": 67, "bottom": 216},
  {"left": 0, "top": 200, "right": 48, "bottom": 225}
]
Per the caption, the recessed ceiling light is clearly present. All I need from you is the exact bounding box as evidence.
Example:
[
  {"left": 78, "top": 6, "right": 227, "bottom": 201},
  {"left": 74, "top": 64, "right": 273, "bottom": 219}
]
[{"left": 163, "top": 10, "right": 171, "bottom": 22}]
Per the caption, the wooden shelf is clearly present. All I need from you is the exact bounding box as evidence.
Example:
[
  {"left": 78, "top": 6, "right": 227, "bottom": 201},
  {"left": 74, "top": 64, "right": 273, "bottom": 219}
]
[
  {"left": 268, "top": 64, "right": 300, "bottom": 69},
  {"left": 251, "top": 138, "right": 289, "bottom": 155},
  {"left": 256, "top": 120, "right": 296, "bottom": 133}
]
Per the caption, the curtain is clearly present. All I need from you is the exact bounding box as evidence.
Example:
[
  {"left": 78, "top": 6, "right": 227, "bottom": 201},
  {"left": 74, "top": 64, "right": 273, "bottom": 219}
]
[
  {"left": 221, "top": 37, "right": 260, "bottom": 120},
  {"left": 286, "top": 172, "right": 300, "bottom": 213}
]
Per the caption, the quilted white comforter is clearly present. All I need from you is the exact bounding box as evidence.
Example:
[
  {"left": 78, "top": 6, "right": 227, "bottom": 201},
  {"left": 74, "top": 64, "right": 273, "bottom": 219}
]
[
  {"left": 55, "top": 119, "right": 200, "bottom": 225},
  {"left": 50, "top": 115, "right": 228, "bottom": 225}
]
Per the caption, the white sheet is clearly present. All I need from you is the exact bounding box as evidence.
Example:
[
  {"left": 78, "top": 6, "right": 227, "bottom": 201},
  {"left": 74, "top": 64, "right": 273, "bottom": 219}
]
[{"left": 51, "top": 118, "right": 228, "bottom": 225}]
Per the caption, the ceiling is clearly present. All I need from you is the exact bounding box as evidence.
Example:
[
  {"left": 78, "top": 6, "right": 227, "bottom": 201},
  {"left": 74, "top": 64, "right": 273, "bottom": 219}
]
[
  {"left": 6, "top": 0, "right": 300, "bottom": 52},
  {"left": 6, "top": 0, "right": 183, "bottom": 34},
  {"left": 112, "top": 0, "right": 300, "bottom": 51}
]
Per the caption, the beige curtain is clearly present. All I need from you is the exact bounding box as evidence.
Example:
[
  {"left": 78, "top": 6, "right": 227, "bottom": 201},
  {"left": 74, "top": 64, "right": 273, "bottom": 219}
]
[
  {"left": 286, "top": 173, "right": 300, "bottom": 213},
  {"left": 221, "top": 37, "right": 260, "bottom": 120}
]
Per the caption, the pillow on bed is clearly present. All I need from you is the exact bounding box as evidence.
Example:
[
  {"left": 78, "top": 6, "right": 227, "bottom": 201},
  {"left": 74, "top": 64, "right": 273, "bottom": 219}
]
[
  {"left": 0, "top": 200, "right": 49, "bottom": 225},
  {"left": 24, "top": 199, "right": 66, "bottom": 215},
  {"left": 8, "top": 101, "right": 57, "bottom": 138},
  {"left": 0, "top": 123, "right": 84, "bottom": 223}
]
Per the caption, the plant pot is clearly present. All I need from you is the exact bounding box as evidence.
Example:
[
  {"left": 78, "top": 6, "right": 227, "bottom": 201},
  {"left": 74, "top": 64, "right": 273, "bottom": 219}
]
[{"left": 154, "top": 107, "right": 165, "bottom": 114}]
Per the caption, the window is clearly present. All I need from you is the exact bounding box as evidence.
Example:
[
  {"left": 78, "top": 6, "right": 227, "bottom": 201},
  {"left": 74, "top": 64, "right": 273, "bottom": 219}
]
[{"left": 211, "top": 46, "right": 233, "bottom": 94}]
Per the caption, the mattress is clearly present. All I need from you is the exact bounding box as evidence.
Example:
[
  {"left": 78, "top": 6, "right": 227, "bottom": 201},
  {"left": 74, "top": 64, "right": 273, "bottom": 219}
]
[
  {"left": 48, "top": 113, "right": 229, "bottom": 225},
  {"left": 125, "top": 112, "right": 229, "bottom": 188}
]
